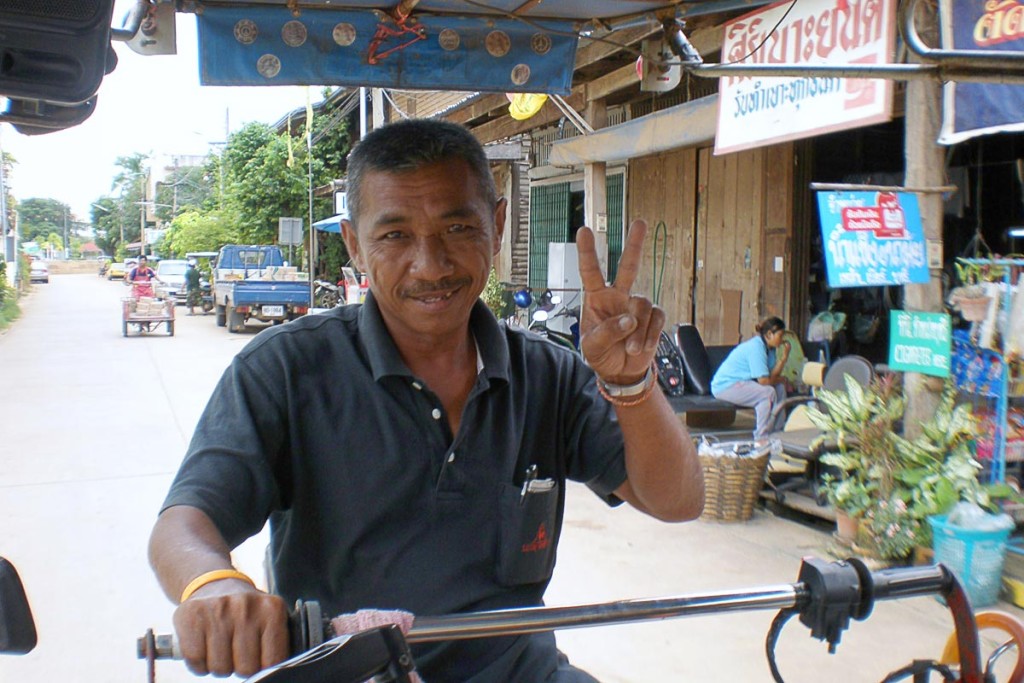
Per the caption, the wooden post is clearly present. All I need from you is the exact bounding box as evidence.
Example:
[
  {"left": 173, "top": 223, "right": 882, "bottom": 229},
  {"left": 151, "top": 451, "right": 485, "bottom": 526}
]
[
  {"left": 902, "top": 0, "right": 944, "bottom": 435},
  {"left": 584, "top": 99, "right": 608, "bottom": 278}
]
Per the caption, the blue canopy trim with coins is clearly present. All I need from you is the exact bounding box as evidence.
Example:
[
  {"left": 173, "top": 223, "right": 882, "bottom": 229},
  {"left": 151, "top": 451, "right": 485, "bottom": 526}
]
[{"left": 196, "top": 5, "right": 578, "bottom": 93}]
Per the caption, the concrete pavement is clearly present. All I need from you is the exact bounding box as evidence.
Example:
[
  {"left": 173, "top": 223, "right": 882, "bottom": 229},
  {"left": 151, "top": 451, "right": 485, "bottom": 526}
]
[{"left": 0, "top": 272, "right": 1022, "bottom": 682}]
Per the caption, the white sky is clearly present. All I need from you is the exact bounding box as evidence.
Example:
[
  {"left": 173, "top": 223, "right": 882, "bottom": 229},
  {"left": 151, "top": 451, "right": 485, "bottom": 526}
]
[{"left": 0, "top": 4, "right": 312, "bottom": 222}]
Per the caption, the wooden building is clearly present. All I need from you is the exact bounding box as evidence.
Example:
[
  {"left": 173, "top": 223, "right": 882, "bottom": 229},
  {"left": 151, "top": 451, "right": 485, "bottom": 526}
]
[{"left": 369, "top": 7, "right": 1022, "bottom": 358}]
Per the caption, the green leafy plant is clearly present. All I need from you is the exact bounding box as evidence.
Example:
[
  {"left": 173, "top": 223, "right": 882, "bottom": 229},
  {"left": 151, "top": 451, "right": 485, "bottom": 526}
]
[
  {"left": 812, "top": 373, "right": 905, "bottom": 519},
  {"left": 481, "top": 268, "right": 512, "bottom": 319},
  {"left": 810, "top": 375, "right": 985, "bottom": 559}
]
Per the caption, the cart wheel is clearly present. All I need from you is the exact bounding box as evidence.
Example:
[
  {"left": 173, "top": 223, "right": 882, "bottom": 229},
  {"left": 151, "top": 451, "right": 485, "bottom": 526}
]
[
  {"left": 167, "top": 321, "right": 174, "bottom": 336},
  {"left": 122, "top": 321, "right": 128, "bottom": 337},
  {"left": 216, "top": 305, "right": 227, "bottom": 327},
  {"left": 941, "top": 611, "right": 1024, "bottom": 681}
]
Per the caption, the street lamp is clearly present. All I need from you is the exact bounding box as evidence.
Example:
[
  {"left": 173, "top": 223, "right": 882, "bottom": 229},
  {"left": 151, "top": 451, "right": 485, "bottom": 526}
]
[
  {"left": 91, "top": 202, "right": 123, "bottom": 248},
  {"left": 135, "top": 200, "right": 172, "bottom": 256}
]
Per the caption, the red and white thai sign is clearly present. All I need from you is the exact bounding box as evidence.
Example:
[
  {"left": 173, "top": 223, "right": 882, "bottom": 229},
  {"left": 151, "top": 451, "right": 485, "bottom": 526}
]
[
  {"left": 715, "top": 0, "right": 896, "bottom": 155},
  {"left": 840, "top": 192, "right": 908, "bottom": 239}
]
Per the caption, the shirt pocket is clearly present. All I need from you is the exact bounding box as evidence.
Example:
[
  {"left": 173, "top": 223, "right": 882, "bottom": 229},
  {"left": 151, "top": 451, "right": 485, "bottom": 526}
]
[{"left": 496, "top": 480, "right": 559, "bottom": 587}]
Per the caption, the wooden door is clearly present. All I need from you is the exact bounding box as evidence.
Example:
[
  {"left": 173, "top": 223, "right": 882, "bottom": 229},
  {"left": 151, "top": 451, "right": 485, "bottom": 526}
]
[
  {"left": 694, "top": 144, "right": 794, "bottom": 345},
  {"left": 628, "top": 148, "right": 698, "bottom": 327}
]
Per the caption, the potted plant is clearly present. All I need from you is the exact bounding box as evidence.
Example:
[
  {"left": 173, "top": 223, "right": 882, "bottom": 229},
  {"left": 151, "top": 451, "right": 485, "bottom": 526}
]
[
  {"left": 810, "top": 375, "right": 986, "bottom": 562},
  {"left": 948, "top": 260, "right": 1001, "bottom": 322}
]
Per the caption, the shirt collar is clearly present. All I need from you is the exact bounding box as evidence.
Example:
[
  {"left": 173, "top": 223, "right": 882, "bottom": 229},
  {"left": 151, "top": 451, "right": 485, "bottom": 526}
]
[{"left": 358, "top": 290, "right": 510, "bottom": 385}]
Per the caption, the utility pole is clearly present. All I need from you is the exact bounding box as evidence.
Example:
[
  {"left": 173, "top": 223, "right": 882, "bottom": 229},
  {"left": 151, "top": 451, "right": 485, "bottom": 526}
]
[
  {"left": 140, "top": 204, "right": 146, "bottom": 256},
  {"left": 63, "top": 205, "right": 70, "bottom": 259},
  {"left": 902, "top": 0, "right": 944, "bottom": 435},
  {"left": 0, "top": 133, "right": 9, "bottom": 264},
  {"left": 139, "top": 171, "right": 148, "bottom": 256}
]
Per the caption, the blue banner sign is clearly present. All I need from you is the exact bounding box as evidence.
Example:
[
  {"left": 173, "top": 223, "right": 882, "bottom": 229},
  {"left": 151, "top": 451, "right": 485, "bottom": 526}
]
[
  {"left": 938, "top": 0, "right": 1024, "bottom": 144},
  {"left": 197, "top": 7, "right": 576, "bottom": 94},
  {"left": 816, "top": 191, "right": 930, "bottom": 288}
]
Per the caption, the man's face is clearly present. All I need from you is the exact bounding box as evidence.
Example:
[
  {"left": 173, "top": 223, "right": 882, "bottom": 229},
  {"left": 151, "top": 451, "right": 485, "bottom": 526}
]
[
  {"left": 341, "top": 159, "right": 505, "bottom": 344},
  {"left": 138, "top": 258, "right": 147, "bottom": 268}
]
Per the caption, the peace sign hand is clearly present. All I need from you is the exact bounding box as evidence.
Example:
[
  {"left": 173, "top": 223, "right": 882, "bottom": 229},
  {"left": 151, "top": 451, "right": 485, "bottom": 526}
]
[{"left": 577, "top": 220, "right": 666, "bottom": 385}]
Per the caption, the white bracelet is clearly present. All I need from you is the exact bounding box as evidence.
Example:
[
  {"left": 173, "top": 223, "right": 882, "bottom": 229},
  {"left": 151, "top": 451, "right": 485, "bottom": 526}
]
[{"left": 598, "top": 366, "right": 656, "bottom": 397}]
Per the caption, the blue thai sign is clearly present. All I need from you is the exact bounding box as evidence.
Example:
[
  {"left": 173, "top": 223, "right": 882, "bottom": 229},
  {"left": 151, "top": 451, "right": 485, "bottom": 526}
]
[
  {"left": 938, "top": 0, "right": 1024, "bottom": 144},
  {"left": 196, "top": 6, "right": 577, "bottom": 94},
  {"left": 816, "top": 191, "right": 930, "bottom": 288}
]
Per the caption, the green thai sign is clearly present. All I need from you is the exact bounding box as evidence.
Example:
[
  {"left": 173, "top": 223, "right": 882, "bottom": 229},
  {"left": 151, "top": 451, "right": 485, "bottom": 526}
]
[{"left": 888, "top": 310, "right": 951, "bottom": 377}]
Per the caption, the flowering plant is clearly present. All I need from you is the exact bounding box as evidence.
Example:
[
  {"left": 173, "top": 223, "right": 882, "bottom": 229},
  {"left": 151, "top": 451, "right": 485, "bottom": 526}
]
[
  {"left": 860, "top": 497, "right": 920, "bottom": 561},
  {"left": 812, "top": 375, "right": 987, "bottom": 559}
]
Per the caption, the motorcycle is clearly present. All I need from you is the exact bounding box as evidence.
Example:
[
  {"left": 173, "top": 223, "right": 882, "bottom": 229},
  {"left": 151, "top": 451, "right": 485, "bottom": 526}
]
[
  {"left": 137, "top": 558, "right": 1024, "bottom": 683},
  {"left": 199, "top": 279, "right": 214, "bottom": 314},
  {"left": 529, "top": 290, "right": 580, "bottom": 352},
  {"left": 314, "top": 279, "right": 343, "bottom": 309}
]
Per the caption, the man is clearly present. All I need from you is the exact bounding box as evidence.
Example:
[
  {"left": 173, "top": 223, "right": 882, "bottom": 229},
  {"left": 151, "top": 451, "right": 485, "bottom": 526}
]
[
  {"left": 184, "top": 260, "right": 202, "bottom": 315},
  {"left": 148, "top": 119, "right": 703, "bottom": 682},
  {"left": 125, "top": 254, "right": 162, "bottom": 298}
]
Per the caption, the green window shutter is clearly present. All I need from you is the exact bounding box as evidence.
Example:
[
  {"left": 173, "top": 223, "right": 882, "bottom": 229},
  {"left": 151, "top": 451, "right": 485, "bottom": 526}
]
[
  {"left": 529, "top": 182, "right": 570, "bottom": 290},
  {"left": 606, "top": 173, "right": 624, "bottom": 283}
]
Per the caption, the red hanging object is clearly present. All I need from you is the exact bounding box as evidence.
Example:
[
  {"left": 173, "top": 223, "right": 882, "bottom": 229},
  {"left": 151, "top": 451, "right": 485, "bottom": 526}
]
[{"left": 367, "top": 3, "right": 427, "bottom": 65}]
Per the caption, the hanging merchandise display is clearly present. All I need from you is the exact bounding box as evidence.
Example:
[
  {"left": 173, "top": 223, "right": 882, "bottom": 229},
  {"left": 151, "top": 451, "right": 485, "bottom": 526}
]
[{"left": 950, "top": 258, "right": 1024, "bottom": 483}]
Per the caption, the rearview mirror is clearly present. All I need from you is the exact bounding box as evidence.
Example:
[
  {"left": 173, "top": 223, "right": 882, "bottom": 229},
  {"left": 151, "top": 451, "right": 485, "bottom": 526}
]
[{"left": 0, "top": 557, "right": 37, "bottom": 655}]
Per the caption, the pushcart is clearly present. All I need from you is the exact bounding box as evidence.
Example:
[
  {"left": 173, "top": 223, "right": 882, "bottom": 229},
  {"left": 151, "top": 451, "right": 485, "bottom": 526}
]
[{"left": 122, "top": 282, "right": 175, "bottom": 337}]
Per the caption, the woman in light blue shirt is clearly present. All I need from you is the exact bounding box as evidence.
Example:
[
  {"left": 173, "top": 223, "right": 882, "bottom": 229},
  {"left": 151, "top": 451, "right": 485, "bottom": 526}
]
[{"left": 711, "top": 316, "right": 791, "bottom": 438}]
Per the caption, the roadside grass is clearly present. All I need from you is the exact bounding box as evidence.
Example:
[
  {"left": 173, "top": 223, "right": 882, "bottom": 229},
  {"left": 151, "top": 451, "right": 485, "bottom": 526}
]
[{"left": 0, "top": 288, "right": 22, "bottom": 331}]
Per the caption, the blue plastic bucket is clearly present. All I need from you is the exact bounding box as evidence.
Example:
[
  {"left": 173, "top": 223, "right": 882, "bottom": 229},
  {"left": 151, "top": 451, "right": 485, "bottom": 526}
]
[{"left": 929, "top": 514, "right": 1012, "bottom": 608}]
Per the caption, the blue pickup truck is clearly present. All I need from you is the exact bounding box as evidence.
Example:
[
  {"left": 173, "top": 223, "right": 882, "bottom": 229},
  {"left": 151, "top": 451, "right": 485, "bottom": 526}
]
[{"left": 213, "top": 245, "right": 311, "bottom": 333}]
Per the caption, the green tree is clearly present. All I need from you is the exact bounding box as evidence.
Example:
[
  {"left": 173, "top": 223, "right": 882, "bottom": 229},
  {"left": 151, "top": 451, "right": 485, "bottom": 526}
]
[
  {"left": 2, "top": 151, "right": 15, "bottom": 238},
  {"left": 111, "top": 152, "right": 150, "bottom": 250},
  {"left": 161, "top": 209, "right": 239, "bottom": 257},
  {"left": 90, "top": 197, "right": 121, "bottom": 256},
  {"left": 222, "top": 123, "right": 314, "bottom": 244},
  {"left": 17, "top": 197, "right": 68, "bottom": 244}
]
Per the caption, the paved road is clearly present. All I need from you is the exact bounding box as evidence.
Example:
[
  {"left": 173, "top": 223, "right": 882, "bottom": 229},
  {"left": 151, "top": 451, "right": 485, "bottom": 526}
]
[{"left": 0, "top": 273, "right": 1018, "bottom": 682}]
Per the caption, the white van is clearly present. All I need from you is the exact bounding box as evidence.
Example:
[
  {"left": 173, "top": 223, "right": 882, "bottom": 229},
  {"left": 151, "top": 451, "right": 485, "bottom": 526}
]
[{"left": 155, "top": 259, "right": 189, "bottom": 303}]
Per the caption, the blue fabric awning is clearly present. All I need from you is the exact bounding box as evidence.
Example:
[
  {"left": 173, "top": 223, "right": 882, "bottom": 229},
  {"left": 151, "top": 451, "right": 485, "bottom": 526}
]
[
  {"left": 197, "top": 6, "right": 577, "bottom": 93},
  {"left": 313, "top": 215, "right": 344, "bottom": 233}
]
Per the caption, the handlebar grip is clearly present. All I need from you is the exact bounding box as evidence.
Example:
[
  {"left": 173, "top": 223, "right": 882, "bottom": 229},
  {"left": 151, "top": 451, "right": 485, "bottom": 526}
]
[{"left": 137, "top": 599, "right": 325, "bottom": 662}]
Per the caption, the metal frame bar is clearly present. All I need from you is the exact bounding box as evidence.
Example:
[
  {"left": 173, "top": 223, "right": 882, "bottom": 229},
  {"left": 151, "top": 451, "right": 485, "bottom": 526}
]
[{"left": 685, "top": 0, "right": 1024, "bottom": 83}]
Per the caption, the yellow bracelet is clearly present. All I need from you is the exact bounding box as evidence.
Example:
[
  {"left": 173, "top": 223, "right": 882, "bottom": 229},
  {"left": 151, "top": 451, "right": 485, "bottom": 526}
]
[{"left": 179, "top": 569, "right": 255, "bottom": 603}]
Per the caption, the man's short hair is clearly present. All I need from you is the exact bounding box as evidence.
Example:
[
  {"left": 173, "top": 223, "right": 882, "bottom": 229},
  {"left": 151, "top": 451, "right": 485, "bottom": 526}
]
[{"left": 345, "top": 119, "right": 497, "bottom": 228}]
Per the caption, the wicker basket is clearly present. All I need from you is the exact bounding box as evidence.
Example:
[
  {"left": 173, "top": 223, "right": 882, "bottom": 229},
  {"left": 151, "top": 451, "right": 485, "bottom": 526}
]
[{"left": 698, "top": 441, "right": 772, "bottom": 522}]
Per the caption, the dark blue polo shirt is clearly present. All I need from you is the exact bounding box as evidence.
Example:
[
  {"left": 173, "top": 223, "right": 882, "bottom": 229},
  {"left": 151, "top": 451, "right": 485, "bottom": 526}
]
[{"left": 163, "top": 293, "right": 628, "bottom": 682}]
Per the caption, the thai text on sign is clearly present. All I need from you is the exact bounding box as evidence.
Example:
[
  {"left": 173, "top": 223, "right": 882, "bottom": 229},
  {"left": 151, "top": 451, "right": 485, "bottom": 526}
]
[
  {"left": 888, "top": 311, "right": 951, "bottom": 377},
  {"left": 715, "top": 0, "right": 895, "bottom": 155},
  {"left": 816, "top": 191, "right": 929, "bottom": 288}
]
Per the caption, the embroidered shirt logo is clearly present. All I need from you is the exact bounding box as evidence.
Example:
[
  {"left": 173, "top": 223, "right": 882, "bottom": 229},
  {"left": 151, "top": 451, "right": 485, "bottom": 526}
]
[{"left": 521, "top": 522, "right": 550, "bottom": 552}]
